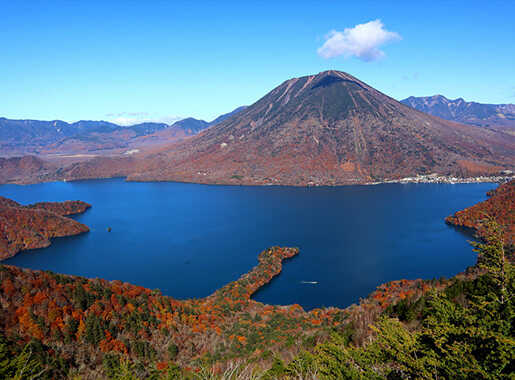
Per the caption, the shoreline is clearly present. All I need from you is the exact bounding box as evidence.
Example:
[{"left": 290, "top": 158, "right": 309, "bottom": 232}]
[
  {"left": 365, "top": 174, "right": 514, "bottom": 186},
  {"left": 2, "top": 173, "right": 513, "bottom": 187}
]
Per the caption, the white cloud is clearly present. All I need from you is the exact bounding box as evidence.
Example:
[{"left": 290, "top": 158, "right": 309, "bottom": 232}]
[
  {"left": 317, "top": 19, "right": 401, "bottom": 61},
  {"left": 105, "top": 112, "right": 183, "bottom": 126}
]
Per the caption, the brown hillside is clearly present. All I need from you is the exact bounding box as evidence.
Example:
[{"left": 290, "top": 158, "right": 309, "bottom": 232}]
[
  {"left": 124, "top": 71, "right": 515, "bottom": 186},
  {"left": 0, "top": 197, "right": 90, "bottom": 260},
  {"left": 446, "top": 180, "right": 515, "bottom": 246}
]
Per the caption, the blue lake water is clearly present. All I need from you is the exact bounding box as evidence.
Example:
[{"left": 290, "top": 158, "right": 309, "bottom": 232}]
[{"left": 1, "top": 179, "right": 494, "bottom": 310}]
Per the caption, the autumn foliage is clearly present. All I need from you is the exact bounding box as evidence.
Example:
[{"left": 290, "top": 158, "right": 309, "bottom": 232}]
[
  {"left": 0, "top": 196, "right": 90, "bottom": 260},
  {"left": 1, "top": 183, "right": 512, "bottom": 377},
  {"left": 0, "top": 247, "right": 355, "bottom": 377},
  {"left": 446, "top": 180, "right": 515, "bottom": 246}
]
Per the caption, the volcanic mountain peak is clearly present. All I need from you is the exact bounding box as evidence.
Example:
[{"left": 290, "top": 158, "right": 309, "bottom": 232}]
[
  {"left": 208, "top": 69, "right": 400, "bottom": 135},
  {"left": 274, "top": 70, "right": 374, "bottom": 98},
  {"left": 293, "top": 69, "right": 366, "bottom": 82},
  {"left": 123, "top": 71, "right": 514, "bottom": 186}
]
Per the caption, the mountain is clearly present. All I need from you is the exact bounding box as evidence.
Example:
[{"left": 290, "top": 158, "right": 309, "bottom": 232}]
[
  {"left": 0, "top": 117, "right": 168, "bottom": 144},
  {"left": 168, "top": 106, "right": 248, "bottom": 132},
  {"left": 0, "top": 118, "right": 170, "bottom": 156},
  {"left": 2, "top": 72, "right": 514, "bottom": 185},
  {"left": 123, "top": 71, "right": 515, "bottom": 185},
  {"left": 0, "top": 156, "right": 58, "bottom": 184},
  {"left": 170, "top": 117, "right": 209, "bottom": 134},
  {"left": 0, "top": 108, "right": 247, "bottom": 157},
  {"left": 401, "top": 95, "right": 515, "bottom": 135},
  {"left": 209, "top": 105, "right": 248, "bottom": 125}
]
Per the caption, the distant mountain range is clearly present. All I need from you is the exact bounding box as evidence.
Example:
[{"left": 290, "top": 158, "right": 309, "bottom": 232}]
[
  {"left": 0, "top": 106, "right": 247, "bottom": 157},
  {"left": 401, "top": 95, "right": 515, "bottom": 135}
]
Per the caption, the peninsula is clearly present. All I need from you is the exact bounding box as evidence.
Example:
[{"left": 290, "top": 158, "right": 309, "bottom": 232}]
[{"left": 0, "top": 197, "right": 90, "bottom": 260}]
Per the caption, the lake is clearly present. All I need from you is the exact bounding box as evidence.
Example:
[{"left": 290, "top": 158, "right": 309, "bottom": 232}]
[{"left": 1, "top": 179, "right": 493, "bottom": 310}]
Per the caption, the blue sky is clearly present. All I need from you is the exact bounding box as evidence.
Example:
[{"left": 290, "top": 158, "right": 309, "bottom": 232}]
[{"left": 1, "top": 0, "right": 514, "bottom": 124}]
